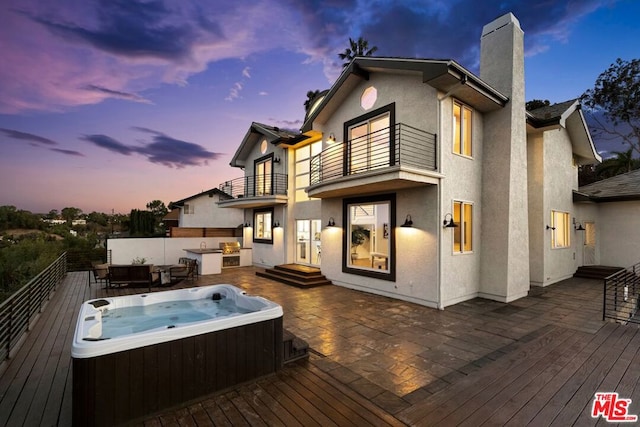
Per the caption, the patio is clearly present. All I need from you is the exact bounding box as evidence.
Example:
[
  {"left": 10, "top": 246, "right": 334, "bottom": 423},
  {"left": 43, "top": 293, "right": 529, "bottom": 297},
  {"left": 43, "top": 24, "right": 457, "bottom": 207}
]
[{"left": 1, "top": 266, "right": 638, "bottom": 426}]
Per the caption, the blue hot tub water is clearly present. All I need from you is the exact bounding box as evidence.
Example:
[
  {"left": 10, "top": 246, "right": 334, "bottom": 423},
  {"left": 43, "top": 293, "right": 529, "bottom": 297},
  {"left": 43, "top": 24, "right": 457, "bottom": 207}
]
[{"left": 100, "top": 298, "right": 252, "bottom": 338}]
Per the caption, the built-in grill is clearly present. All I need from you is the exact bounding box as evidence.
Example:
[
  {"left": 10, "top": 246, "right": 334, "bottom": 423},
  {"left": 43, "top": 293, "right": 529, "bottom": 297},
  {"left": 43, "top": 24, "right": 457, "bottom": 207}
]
[{"left": 220, "top": 242, "right": 241, "bottom": 267}]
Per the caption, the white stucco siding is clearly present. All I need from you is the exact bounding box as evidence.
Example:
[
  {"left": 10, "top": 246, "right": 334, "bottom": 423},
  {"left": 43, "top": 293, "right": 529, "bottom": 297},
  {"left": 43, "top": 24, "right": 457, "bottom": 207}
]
[
  {"left": 318, "top": 73, "right": 439, "bottom": 142},
  {"left": 527, "top": 132, "right": 545, "bottom": 284},
  {"left": 439, "top": 97, "right": 485, "bottom": 307},
  {"left": 180, "top": 194, "right": 244, "bottom": 228},
  {"left": 596, "top": 201, "right": 640, "bottom": 267},
  {"left": 541, "top": 129, "right": 581, "bottom": 285},
  {"left": 320, "top": 187, "right": 439, "bottom": 308}
]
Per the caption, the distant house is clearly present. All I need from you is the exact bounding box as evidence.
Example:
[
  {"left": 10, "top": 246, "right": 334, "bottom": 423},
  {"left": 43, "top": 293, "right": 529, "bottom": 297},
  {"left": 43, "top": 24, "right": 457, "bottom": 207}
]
[
  {"left": 168, "top": 188, "right": 244, "bottom": 229},
  {"left": 574, "top": 169, "right": 640, "bottom": 268},
  {"left": 216, "top": 13, "right": 604, "bottom": 308}
]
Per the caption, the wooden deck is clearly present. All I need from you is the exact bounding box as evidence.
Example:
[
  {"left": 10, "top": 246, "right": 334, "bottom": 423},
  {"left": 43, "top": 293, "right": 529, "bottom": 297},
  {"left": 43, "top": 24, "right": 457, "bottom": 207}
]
[{"left": 1, "top": 269, "right": 640, "bottom": 426}]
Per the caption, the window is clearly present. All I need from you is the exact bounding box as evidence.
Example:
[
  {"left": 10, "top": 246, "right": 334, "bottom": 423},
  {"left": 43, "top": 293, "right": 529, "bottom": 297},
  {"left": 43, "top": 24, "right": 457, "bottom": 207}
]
[
  {"left": 254, "top": 156, "right": 273, "bottom": 196},
  {"left": 453, "top": 201, "right": 472, "bottom": 253},
  {"left": 453, "top": 101, "right": 472, "bottom": 157},
  {"left": 253, "top": 209, "right": 273, "bottom": 243},
  {"left": 344, "top": 104, "right": 395, "bottom": 175},
  {"left": 295, "top": 141, "right": 321, "bottom": 201},
  {"left": 343, "top": 194, "right": 395, "bottom": 281},
  {"left": 551, "top": 210, "right": 570, "bottom": 248},
  {"left": 184, "top": 204, "right": 193, "bottom": 214}
]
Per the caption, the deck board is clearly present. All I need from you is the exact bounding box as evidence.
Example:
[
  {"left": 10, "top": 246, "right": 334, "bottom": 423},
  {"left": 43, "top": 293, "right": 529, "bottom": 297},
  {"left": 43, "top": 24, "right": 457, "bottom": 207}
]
[{"left": 3, "top": 270, "right": 640, "bottom": 426}]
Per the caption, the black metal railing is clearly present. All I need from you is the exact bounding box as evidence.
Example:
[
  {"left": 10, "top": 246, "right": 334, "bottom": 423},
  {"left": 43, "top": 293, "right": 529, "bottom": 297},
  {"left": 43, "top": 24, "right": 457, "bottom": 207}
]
[
  {"left": 603, "top": 262, "right": 640, "bottom": 324},
  {"left": 310, "top": 123, "right": 437, "bottom": 185},
  {"left": 219, "top": 173, "right": 288, "bottom": 199},
  {"left": 0, "top": 252, "right": 67, "bottom": 363}
]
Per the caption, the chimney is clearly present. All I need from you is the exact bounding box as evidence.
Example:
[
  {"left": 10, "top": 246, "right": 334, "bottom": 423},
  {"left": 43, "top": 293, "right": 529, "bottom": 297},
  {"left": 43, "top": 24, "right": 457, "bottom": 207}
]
[{"left": 478, "top": 13, "right": 530, "bottom": 302}]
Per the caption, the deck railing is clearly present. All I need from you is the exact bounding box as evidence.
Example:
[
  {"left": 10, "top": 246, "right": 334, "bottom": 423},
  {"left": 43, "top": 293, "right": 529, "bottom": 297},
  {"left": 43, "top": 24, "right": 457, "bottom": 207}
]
[
  {"left": 310, "top": 123, "right": 437, "bottom": 185},
  {"left": 0, "top": 252, "right": 67, "bottom": 363},
  {"left": 219, "top": 173, "right": 288, "bottom": 199},
  {"left": 603, "top": 262, "right": 640, "bottom": 324}
]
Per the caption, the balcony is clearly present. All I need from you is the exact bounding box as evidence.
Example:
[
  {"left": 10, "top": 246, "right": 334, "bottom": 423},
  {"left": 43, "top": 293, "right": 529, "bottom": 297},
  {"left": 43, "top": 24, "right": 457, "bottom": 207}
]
[
  {"left": 217, "top": 173, "right": 288, "bottom": 208},
  {"left": 308, "top": 123, "right": 440, "bottom": 198}
]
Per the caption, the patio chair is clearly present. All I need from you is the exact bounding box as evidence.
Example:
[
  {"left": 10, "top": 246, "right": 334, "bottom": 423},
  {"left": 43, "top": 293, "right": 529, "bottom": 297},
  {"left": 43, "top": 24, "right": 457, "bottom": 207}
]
[
  {"left": 170, "top": 259, "right": 198, "bottom": 283},
  {"left": 91, "top": 262, "right": 110, "bottom": 288}
]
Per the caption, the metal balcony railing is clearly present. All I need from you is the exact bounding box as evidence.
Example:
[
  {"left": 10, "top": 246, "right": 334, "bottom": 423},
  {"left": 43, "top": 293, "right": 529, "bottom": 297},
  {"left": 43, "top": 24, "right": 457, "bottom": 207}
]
[
  {"left": 0, "top": 252, "right": 67, "bottom": 363},
  {"left": 603, "top": 262, "right": 640, "bottom": 324},
  {"left": 219, "top": 173, "right": 288, "bottom": 199},
  {"left": 310, "top": 123, "right": 437, "bottom": 185}
]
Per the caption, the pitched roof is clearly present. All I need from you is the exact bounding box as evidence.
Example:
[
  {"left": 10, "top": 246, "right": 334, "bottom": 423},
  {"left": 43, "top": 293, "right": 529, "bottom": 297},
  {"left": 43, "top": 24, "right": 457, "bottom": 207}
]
[
  {"left": 576, "top": 169, "right": 640, "bottom": 202},
  {"left": 168, "top": 188, "right": 231, "bottom": 209},
  {"left": 229, "top": 122, "right": 301, "bottom": 168},
  {"left": 526, "top": 99, "right": 579, "bottom": 127}
]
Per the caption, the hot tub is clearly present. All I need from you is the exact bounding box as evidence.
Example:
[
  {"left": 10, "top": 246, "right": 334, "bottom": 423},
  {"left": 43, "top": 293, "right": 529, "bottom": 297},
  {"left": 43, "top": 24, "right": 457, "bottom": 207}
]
[{"left": 72, "top": 285, "right": 283, "bottom": 427}]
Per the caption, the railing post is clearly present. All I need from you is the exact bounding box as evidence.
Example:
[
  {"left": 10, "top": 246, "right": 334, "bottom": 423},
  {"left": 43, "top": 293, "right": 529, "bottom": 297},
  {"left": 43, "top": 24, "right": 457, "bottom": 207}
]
[
  {"left": 7, "top": 298, "right": 13, "bottom": 359},
  {"left": 603, "top": 278, "right": 607, "bottom": 321}
]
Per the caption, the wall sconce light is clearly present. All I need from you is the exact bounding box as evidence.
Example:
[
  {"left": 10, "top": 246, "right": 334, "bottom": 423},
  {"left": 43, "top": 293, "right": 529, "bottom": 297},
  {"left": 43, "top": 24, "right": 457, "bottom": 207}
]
[
  {"left": 244, "top": 222, "right": 251, "bottom": 228},
  {"left": 273, "top": 156, "right": 281, "bottom": 163},
  {"left": 401, "top": 214, "right": 413, "bottom": 227},
  {"left": 573, "top": 219, "right": 585, "bottom": 231},
  {"left": 443, "top": 213, "right": 458, "bottom": 228},
  {"left": 326, "top": 217, "right": 336, "bottom": 227},
  {"left": 327, "top": 133, "right": 336, "bottom": 143},
  {"left": 546, "top": 225, "right": 555, "bottom": 230},
  {"left": 273, "top": 220, "right": 281, "bottom": 228}
]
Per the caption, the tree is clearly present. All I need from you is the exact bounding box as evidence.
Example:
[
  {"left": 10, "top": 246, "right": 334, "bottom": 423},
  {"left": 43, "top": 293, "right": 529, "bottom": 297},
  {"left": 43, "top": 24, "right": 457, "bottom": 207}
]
[
  {"left": 526, "top": 99, "right": 550, "bottom": 111},
  {"left": 61, "top": 207, "right": 82, "bottom": 223},
  {"left": 595, "top": 148, "right": 640, "bottom": 179},
  {"left": 146, "top": 200, "right": 168, "bottom": 221},
  {"left": 304, "top": 89, "right": 322, "bottom": 113},
  {"left": 582, "top": 58, "right": 640, "bottom": 156},
  {"left": 338, "top": 37, "right": 378, "bottom": 68}
]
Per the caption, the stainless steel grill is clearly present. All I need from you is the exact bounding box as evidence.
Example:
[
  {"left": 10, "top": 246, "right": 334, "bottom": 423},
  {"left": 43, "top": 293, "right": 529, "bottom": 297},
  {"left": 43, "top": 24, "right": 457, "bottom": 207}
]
[{"left": 219, "top": 241, "right": 241, "bottom": 254}]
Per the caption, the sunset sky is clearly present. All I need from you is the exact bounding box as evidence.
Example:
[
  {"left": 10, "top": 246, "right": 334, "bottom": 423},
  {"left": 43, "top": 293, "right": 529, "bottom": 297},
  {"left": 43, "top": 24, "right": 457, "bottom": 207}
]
[{"left": 1, "top": 0, "right": 639, "bottom": 214}]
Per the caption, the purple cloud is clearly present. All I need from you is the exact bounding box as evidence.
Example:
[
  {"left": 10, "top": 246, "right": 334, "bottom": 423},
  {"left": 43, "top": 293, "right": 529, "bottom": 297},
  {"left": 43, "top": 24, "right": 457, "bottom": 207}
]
[
  {"left": 81, "top": 134, "right": 134, "bottom": 155},
  {"left": 84, "top": 85, "right": 152, "bottom": 104},
  {"left": 50, "top": 148, "right": 84, "bottom": 157},
  {"left": 0, "top": 128, "right": 58, "bottom": 146}
]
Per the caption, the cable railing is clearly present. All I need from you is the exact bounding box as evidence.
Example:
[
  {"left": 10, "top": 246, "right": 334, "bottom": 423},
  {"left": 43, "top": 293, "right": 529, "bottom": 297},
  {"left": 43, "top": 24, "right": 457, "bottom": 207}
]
[
  {"left": 219, "top": 173, "right": 288, "bottom": 199},
  {"left": 310, "top": 123, "right": 437, "bottom": 185},
  {"left": 0, "top": 252, "right": 67, "bottom": 363},
  {"left": 603, "top": 262, "right": 640, "bottom": 324}
]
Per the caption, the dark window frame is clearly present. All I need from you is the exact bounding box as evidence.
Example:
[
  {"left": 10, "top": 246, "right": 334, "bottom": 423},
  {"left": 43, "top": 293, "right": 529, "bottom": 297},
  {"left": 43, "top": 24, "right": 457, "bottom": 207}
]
[{"left": 253, "top": 207, "right": 274, "bottom": 244}]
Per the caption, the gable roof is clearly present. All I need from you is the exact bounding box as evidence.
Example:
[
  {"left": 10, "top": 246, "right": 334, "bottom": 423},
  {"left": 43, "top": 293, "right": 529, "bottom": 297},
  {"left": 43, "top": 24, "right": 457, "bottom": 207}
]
[
  {"left": 301, "top": 56, "right": 509, "bottom": 132},
  {"left": 169, "top": 188, "right": 231, "bottom": 209},
  {"left": 229, "top": 122, "right": 300, "bottom": 168},
  {"left": 575, "top": 168, "right": 640, "bottom": 202},
  {"left": 526, "top": 99, "right": 601, "bottom": 165}
]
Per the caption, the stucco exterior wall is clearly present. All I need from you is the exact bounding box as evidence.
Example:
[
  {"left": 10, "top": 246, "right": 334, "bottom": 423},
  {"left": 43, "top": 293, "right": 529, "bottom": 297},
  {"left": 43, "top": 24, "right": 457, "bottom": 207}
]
[
  {"left": 179, "top": 193, "right": 244, "bottom": 228},
  {"left": 527, "top": 132, "right": 545, "bottom": 284},
  {"left": 595, "top": 201, "right": 640, "bottom": 267}
]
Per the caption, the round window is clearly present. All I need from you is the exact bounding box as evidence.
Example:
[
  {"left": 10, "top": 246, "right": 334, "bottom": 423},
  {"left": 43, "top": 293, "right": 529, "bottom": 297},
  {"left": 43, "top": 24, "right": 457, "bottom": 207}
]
[
  {"left": 260, "top": 139, "right": 268, "bottom": 154},
  {"left": 361, "top": 86, "right": 377, "bottom": 110}
]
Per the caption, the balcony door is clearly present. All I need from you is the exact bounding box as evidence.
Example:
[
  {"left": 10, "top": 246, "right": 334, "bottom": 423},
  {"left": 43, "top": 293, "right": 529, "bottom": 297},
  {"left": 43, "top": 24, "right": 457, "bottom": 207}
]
[
  {"left": 254, "top": 156, "right": 273, "bottom": 196},
  {"left": 295, "top": 219, "right": 322, "bottom": 266},
  {"left": 348, "top": 113, "right": 390, "bottom": 174}
]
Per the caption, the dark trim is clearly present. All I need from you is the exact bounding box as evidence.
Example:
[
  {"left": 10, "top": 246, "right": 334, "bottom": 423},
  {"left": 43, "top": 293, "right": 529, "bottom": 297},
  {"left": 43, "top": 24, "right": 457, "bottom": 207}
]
[
  {"left": 343, "top": 103, "right": 396, "bottom": 175},
  {"left": 254, "top": 154, "right": 274, "bottom": 196},
  {"left": 253, "top": 207, "right": 274, "bottom": 244},
  {"left": 342, "top": 194, "right": 396, "bottom": 282}
]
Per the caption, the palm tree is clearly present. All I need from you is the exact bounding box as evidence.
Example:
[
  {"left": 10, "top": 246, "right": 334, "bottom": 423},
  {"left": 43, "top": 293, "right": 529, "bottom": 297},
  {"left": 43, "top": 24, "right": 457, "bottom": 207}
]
[
  {"left": 338, "top": 37, "right": 378, "bottom": 68},
  {"left": 303, "top": 90, "right": 321, "bottom": 112},
  {"left": 596, "top": 148, "right": 640, "bottom": 178}
]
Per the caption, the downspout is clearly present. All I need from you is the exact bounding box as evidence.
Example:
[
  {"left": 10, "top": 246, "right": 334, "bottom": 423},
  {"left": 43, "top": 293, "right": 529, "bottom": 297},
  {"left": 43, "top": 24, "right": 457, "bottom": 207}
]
[{"left": 435, "top": 77, "right": 466, "bottom": 310}]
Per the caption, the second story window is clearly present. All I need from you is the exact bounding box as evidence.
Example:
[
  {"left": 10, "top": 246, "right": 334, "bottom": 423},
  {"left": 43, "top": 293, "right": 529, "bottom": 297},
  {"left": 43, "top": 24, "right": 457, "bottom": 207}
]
[
  {"left": 184, "top": 204, "right": 193, "bottom": 214},
  {"left": 295, "top": 141, "right": 321, "bottom": 202},
  {"left": 453, "top": 101, "right": 472, "bottom": 157},
  {"left": 254, "top": 156, "right": 273, "bottom": 196}
]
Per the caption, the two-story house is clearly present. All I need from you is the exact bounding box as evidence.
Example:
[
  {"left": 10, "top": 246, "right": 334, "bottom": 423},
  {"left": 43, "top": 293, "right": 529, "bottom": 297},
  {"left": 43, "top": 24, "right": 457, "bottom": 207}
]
[{"left": 218, "top": 13, "right": 601, "bottom": 309}]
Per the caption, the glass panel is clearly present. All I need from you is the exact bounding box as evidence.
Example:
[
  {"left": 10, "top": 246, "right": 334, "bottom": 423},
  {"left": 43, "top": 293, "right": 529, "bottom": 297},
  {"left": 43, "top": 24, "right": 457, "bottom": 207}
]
[
  {"left": 463, "top": 106, "right": 472, "bottom": 156},
  {"left": 349, "top": 123, "right": 368, "bottom": 173},
  {"left": 552, "top": 211, "right": 569, "bottom": 248},
  {"left": 348, "top": 202, "right": 390, "bottom": 272},
  {"left": 296, "top": 161, "right": 310, "bottom": 175},
  {"left": 453, "top": 103, "right": 461, "bottom": 154},
  {"left": 254, "top": 212, "right": 272, "bottom": 240},
  {"left": 370, "top": 114, "right": 390, "bottom": 169},
  {"left": 453, "top": 202, "right": 462, "bottom": 252},
  {"left": 312, "top": 219, "right": 322, "bottom": 265},
  {"left": 463, "top": 203, "right": 473, "bottom": 252},
  {"left": 296, "top": 145, "right": 310, "bottom": 161}
]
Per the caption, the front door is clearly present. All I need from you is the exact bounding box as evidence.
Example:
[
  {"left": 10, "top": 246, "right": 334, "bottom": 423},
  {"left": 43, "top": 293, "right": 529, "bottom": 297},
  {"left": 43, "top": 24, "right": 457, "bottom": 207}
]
[
  {"left": 584, "top": 221, "right": 596, "bottom": 265},
  {"left": 295, "top": 219, "right": 322, "bottom": 266}
]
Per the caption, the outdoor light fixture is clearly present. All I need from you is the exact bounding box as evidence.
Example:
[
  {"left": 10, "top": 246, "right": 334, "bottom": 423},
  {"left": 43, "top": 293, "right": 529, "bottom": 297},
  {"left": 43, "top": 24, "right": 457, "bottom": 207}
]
[
  {"left": 546, "top": 225, "right": 555, "bottom": 230},
  {"left": 273, "top": 156, "right": 281, "bottom": 163},
  {"left": 575, "top": 222, "right": 585, "bottom": 231},
  {"left": 401, "top": 214, "right": 413, "bottom": 227},
  {"left": 326, "top": 217, "right": 336, "bottom": 227},
  {"left": 443, "top": 213, "right": 458, "bottom": 228},
  {"left": 244, "top": 222, "right": 251, "bottom": 228},
  {"left": 327, "top": 133, "right": 336, "bottom": 143},
  {"left": 273, "top": 220, "right": 281, "bottom": 228}
]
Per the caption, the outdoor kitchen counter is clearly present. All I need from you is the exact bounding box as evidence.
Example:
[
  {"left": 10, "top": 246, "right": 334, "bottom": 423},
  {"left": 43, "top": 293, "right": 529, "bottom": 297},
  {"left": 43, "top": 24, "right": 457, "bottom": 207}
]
[{"left": 183, "top": 248, "right": 222, "bottom": 275}]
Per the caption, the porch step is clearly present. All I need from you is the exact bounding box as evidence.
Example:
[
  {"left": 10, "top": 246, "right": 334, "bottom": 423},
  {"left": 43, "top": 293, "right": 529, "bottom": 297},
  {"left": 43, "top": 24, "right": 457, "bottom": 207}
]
[
  {"left": 283, "top": 329, "right": 309, "bottom": 364},
  {"left": 574, "top": 265, "right": 624, "bottom": 280},
  {"left": 256, "top": 264, "right": 332, "bottom": 288}
]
